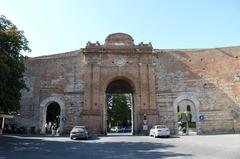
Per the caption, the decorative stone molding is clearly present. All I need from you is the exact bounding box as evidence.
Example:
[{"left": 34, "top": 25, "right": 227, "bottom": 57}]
[
  {"left": 105, "top": 33, "right": 134, "bottom": 46},
  {"left": 114, "top": 57, "right": 126, "bottom": 67}
]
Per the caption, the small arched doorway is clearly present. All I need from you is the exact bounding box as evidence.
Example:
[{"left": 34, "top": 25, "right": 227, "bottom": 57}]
[
  {"left": 177, "top": 99, "right": 197, "bottom": 135},
  {"left": 106, "top": 79, "right": 134, "bottom": 135},
  {"left": 45, "top": 102, "right": 61, "bottom": 134},
  {"left": 40, "top": 96, "right": 65, "bottom": 134}
]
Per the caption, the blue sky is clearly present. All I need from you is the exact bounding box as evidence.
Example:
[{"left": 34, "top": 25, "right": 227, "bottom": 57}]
[{"left": 1, "top": 0, "right": 240, "bottom": 57}]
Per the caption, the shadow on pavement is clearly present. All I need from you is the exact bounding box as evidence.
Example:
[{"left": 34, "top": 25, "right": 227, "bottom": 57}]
[{"left": 0, "top": 135, "right": 192, "bottom": 159}]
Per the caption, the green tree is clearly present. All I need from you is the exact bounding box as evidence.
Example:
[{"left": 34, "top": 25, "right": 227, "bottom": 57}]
[
  {"left": 107, "top": 93, "right": 132, "bottom": 128},
  {"left": 177, "top": 111, "right": 196, "bottom": 129},
  {"left": 0, "top": 15, "right": 30, "bottom": 114}
]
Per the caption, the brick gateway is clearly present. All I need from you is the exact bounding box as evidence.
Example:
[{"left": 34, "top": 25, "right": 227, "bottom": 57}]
[{"left": 18, "top": 33, "right": 240, "bottom": 134}]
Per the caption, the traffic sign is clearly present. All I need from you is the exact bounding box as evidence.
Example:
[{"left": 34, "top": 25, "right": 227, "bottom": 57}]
[
  {"left": 143, "top": 119, "right": 147, "bottom": 125},
  {"left": 62, "top": 116, "right": 67, "bottom": 123},
  {"left": 199, "top": 115, "right": 205, "bottom": 121},
  {"left": 143, "top": 125, "right": 148, "bottom": 131}
]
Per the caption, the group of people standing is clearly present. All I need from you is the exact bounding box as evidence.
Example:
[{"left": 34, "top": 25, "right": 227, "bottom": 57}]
[{"left": 45, "top": 122, "right": 59, "bottom": 136}]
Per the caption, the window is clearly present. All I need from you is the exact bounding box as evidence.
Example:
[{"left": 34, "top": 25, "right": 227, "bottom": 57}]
[
  {"left": 187, "top": 105, "right": 191, "bottom": 112},
  {"left": 177, "top": 105, "right": 180, "bottom": 112}
]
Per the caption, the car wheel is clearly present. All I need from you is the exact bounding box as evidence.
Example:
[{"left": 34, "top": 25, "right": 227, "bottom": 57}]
[{"left": 70, "top": 137, "right": 74, "bottom": 140}]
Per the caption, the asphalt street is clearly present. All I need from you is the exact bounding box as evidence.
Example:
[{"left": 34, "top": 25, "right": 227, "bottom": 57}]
[{"left": 0, "top": 134, "right": 240, "bottom": 159}]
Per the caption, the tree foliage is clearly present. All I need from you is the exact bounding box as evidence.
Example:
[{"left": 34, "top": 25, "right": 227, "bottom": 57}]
[
  {"left": 177, "top": 111, "right": 192, "bottom": 122},
  {"left": 0, "top": 15, "right": 30, "bottom": 113},
  {"left": 107, "top": 93, "right": 132, "bottom": 128},
  {"left": 177, "top": 111, "right": 196, "bottom": 128}
]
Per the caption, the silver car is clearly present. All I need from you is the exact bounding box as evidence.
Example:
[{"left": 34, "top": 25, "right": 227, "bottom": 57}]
[{"left": 70, "top": 126, "right": 89, "bottom": 140}]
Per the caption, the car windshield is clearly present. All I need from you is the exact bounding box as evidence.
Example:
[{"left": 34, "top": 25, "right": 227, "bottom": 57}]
[
  {"left": 156, "top": 125, "right": 167, "bottom": 129},
  {"left": 74, "top": 126, "right": 86, "bottom": 129},
  {"left": 73, "top": 128, "right": 85, "bottom": 132}
]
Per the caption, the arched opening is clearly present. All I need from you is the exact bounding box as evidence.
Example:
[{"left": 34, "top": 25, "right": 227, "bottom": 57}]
[
  {"left": 106, "top": 79, "right": 134, "bottom": 135},
  {"left": 45, "top": 102, "right": 61, "bottom": 134},
  {"left": 177, "top": 99, "right": 197, "bottom": 135}
]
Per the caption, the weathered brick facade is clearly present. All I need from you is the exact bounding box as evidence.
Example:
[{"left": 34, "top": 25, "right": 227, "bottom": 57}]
[{"left": 17, "top": 33, "right": 240, "bottom": 134}]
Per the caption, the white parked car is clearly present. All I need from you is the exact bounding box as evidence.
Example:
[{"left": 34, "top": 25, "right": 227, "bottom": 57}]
[{"left": 149, "top": 125, "right": 170, "bottom": 138}]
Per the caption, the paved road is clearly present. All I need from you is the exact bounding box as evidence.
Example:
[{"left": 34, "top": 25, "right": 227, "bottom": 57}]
[{"left": 0, "top": 134, "right": 240, "bottom": 159}]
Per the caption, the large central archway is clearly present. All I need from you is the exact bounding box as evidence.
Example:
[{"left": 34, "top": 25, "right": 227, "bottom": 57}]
[{"left": 105, "top": 79, "right": 134, "bottom": 135}]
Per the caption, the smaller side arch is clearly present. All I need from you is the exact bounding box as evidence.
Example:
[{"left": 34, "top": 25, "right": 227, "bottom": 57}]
[
  {"left": 39, "top": 96, "right": 65, "bottom": 134},
  {"left": 173, "top": 93, "right": 200, "bottom": 134}
]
